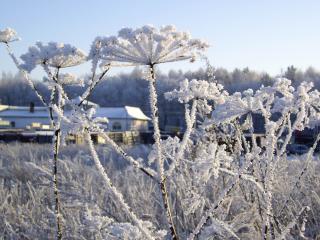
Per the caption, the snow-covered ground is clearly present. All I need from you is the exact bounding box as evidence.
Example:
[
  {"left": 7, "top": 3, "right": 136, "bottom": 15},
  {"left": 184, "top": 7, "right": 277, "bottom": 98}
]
[{"left": 0, "top": 143, "right": 319, "bottom": 239}]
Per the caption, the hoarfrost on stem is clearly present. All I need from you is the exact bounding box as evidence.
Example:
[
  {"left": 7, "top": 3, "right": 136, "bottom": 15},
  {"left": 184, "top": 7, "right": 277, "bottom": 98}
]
[{"left": 193, "top": 143, "right": 232, "bottom": 182}]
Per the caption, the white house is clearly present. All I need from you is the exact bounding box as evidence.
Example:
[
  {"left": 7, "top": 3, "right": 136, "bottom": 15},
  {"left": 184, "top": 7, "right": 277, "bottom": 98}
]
[
  {"left": 0, "top": 104, "right": 50, "bottom": 129},
  {"left": 0, "top": 103, "right": 150, "bottom": 132},
  {"left": 95, "top": 106, "right": 150, "bottom": 131}
]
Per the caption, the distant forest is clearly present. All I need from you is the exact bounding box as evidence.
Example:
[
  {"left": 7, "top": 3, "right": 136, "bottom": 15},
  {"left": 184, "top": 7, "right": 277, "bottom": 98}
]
[{"left": 1, "top": 66, "right": 320, "bottom": 129}]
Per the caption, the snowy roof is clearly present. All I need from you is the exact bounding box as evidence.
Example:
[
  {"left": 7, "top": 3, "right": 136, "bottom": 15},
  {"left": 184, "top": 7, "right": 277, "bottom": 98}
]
[
  {"left": 70, "top": 97, "right": 99, "bottom": 107},
  {"left": 0, "top": 105, "right": 49, "bottom": 118},
  {"left": 0, "top": 104, "right": 150, "bottom": 121},
  {"left": 21, "top": 131, "right": 54, "bottom": 136},
  {"left": 95, "top": 106, "right": 150, "bottom": 120}
]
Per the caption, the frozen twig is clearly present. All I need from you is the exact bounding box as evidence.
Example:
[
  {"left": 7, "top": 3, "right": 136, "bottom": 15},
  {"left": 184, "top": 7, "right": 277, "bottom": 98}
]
[{"left": 85, "top": 131, "right": 155, "bottom": 240}]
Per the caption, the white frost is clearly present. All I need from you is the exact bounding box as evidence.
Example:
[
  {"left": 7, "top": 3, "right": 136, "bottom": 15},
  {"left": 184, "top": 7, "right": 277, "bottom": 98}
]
[
  {"left": 20, "top": 42, "right": 86, "bottom": 72},
  {"left": 88, "top": 25, "right": 209, "bottom": 67}
]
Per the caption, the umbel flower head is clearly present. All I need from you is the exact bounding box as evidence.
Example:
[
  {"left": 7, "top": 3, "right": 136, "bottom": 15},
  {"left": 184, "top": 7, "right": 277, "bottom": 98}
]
[
  {"left": 0, "top": 28, "right": 20, "bottom": 43},
  {"left": 45, "top": 73, "right": 84, "bottom": 87},
  {"left": 165, "top": 78, "right": 227, "bottom": 104},
  {"left": 59, "top": 73, "right": 84, "bottom": 86},
  {"left": 89, "top": 25, "right": 209, "bottom": 67},
  {"left": 20, "top": 42, "right": 87, "bottom": 72}
]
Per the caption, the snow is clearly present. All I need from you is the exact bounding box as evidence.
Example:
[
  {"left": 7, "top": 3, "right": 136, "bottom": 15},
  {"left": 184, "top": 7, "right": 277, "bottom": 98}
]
[
  {"left": 0, "top": 104, "right": 149, "bottom": 121},
  {"left": 70, "top": 97, "right": 99, "bottom": 107},
  {"left": 21, "top": 131, "right": 53, "bottom": 136},
  {"left": 0, "top": 105, "right": 49, "bottom": 118},
  {"left": 124, "top": 106, "right": 151, "bottom": 120},
  {"left": 95, "top": 106, "right": 150, "bottom": 121}
]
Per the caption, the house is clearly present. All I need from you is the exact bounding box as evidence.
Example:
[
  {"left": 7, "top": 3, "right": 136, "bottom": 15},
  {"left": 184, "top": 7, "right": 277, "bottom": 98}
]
[
  {"left": 95, "top": 106, "right": 150, "bottom": 132},
  {"left": 0, "top": 103, "right": 150, "bottom": 132},
  {"left": 0, "top": 104, "right": 50, "bottom": 130}
]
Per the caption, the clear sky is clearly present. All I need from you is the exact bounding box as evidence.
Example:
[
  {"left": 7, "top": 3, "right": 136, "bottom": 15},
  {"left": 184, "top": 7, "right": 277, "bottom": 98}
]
[{"left": 1, "top": 0, "right": 320, "bottom": 78}]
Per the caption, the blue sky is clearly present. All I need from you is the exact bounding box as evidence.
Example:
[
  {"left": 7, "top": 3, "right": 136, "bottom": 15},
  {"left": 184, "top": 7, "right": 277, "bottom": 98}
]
[{"left": 1, "top": 0, "right": 320, "bottom": 78}]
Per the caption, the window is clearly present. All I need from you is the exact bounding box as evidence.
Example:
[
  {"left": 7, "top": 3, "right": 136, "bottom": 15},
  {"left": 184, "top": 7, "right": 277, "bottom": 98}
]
[{"left": 112, "top": 122, "right": 122, "bottom": 131}]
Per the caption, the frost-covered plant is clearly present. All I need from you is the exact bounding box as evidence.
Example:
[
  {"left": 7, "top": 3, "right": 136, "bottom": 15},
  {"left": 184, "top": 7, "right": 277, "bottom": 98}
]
[
  {"left": 2, "top": 143, "right": 320, "bottom": 239},
  {"left": 89, "top": 25, "right": 208, "bottom": 67},
  {"left": 164, "top": 78, "right": 227, "bottom": 104},
  {"left": 193, "top": 143, "right": 232, "bottom": 181},
  {"left": 20, "top": 42, "right": 86, "bottom": 72},
  {"left": 82, "top": 205, "right": 166, "bottom": 240},
  {"left": 87, "top": 25, "right": 208, "bottom": 239},
  {"left": 0, "top": 27, "right": 108, "bottom": 240},
  {"left": 0, "top": 28, "right": 19, "bottom": 43},
  {"left": 164, "top": 79, "right": 228, "bottom": 178},
  {"left": 184, "top": 78, "right": 320, "bottom": 240},
  {"left": 58, "top": 73, "right": 84, "bottom": 86},
  {"left": 17, "top": 41, "right": 87, "bottom": 240}
]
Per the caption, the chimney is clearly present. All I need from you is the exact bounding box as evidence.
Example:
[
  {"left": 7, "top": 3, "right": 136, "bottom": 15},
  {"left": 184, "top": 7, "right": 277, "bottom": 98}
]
[{"left": 29, "top": 102, "right": 35, "bottom": 113}]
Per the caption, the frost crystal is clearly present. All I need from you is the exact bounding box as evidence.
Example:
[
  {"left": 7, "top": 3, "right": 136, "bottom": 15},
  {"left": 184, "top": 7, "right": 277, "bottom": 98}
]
[
  {"left": 0, "top": 28, "right": 19, "bottom": 43},
  {"left": 148, "top": 136, "right": 180, "bottom": 167},
  {"left": 212, "top": 90, "right": 260, "bottom": 123},
  {"left": 165, "top": 78, "right": 227, "bottom": 103},
  {"left": 58, "top": 73, "right": 84, "bottom": 86},
  {"left": 193, "top": 143, "right": 232, "bottom": 181},
  {"left": 20, "top": 42, "right": 86, "bottom": 72},
  {"left": 89, "top": 25, "right": 208, "bottom": 67},
  {"left": 211, "top": 77, "right": 320, "bottom": 125}
]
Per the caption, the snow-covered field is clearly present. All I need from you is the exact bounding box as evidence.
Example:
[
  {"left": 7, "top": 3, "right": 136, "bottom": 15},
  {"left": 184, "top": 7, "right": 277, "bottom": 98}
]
[{"left": 0, "top": 143, "right": 319, "bottom": 239}]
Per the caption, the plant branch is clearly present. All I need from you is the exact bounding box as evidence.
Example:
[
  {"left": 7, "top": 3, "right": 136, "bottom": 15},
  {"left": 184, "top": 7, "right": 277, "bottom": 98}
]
[
  {"left": 79, "top": 67, "right": 110, "bottom": 106},
  {"left": 5, "top": 43, "right": 49, "bottom": 107},
  {"left": 166, "top": 99, "right": 197, "bottom": 177},
  {"left": 148, "top": 64, "right": 179, "bottom": 240},
  {"left": 98, "top": 131, "right": 157, "bottom": 180},
  {"left": 51, "top": 68, "right": 63, "bottom": 240},
  {"left": 85, "top": 131, "right": 155, "bottom": 240}
]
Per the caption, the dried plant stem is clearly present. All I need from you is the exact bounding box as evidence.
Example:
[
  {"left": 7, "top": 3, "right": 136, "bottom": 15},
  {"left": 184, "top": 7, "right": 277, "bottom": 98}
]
[
  {"left": 85, "top": 132, "right": 154, "bottom": 240},
  {"left": 277, "top": 132, "right": 320, "bottom": 218},
  {"left": 6, "top": 43, "right": 63, "bottom": 239},
  {"left": 275, "top": 206, "right": 310, "bottom": 240},
  {"left": 5, "top": 43, "right": 48, "bottom": 107},
  {"left": 51, "top": 70, "right": 63, "bottom": 240},
  {"left": 148, "top": 65, "right": 179, "bottom": 240},
  {"left": 166, "top": 99, "right": 197, "bottom": 177},
  {"left": 188, "top": 146, "right": 257, "bottom": 240},
  {"left": 99, "top": 131, "right": 157, "bottom": 179},
  {"left": 52, "top": 128, "right": 62, "bottom": 240},
  {"left": 79, "top": 67, "right": 109, "bottom": 106}
]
